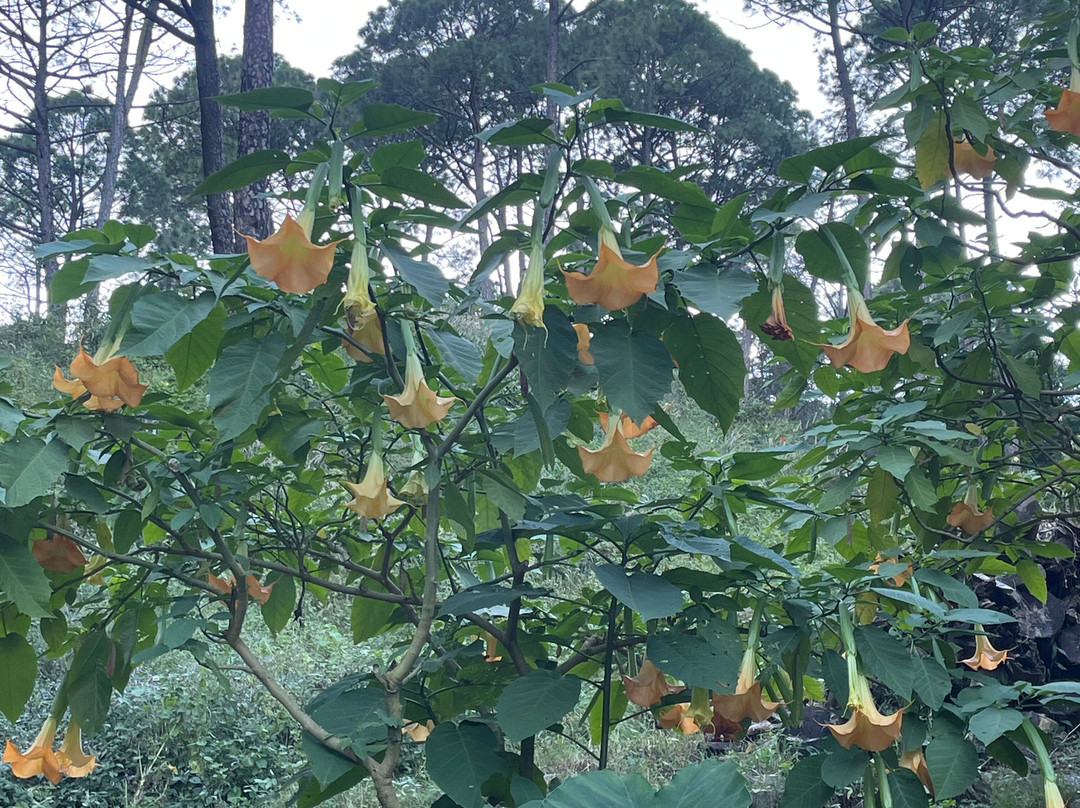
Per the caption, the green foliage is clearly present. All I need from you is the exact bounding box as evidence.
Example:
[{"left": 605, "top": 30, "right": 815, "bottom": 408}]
[{"left": 8, "top": 5, "right": 1080, "bottom": 806}]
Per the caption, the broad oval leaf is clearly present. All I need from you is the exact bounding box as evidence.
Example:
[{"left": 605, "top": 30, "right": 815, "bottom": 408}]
[
  {"left": 0, "top": 633, "right": 37, "bottom": 722},
  {"left": 664, "top": 315, "right": 745, "bottom": 432},
  {"left": 496, "top": 669, "right": 582, "bottom": 743},
  {"left": 426, "top": 721, "right": 509, "bottom": 808},
  {"left": 925, "top": 734, "right": 978, "bottom": 800},
  {"left": 594, "top": 564, "right": 684, "bottom": 621},
  {"left": 591, "top": 321, "right": 673, "bottom": 423}
]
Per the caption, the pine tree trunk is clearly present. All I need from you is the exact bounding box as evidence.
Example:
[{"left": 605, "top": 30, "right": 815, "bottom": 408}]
[
  {"left": 233, "top": 0, "right": 273, "bottom": 245},
  {"left": 33, "top": 5, "right": 60, "bottom": 323},
  {"left": 190, "top": 0, "right": 231, "bottom": 253},
  {"left": 828, "top": 0, "right": 860, "bottom": 140}
]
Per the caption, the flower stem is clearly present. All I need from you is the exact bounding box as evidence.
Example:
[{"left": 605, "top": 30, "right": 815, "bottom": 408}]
[
  {"left": 1021, "top": 718, "right": 1057, "bottom": 784},
  {"left": 580, "top": 175, "right": 615, "bottom": 231},
  {"left": 819, "top": 225, "right": 862, "bottom": 290}
]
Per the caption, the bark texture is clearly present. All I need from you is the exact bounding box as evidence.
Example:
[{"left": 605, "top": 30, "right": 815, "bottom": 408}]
[{"left": 233, "top": 0, "right": 273, "bottom": 245}]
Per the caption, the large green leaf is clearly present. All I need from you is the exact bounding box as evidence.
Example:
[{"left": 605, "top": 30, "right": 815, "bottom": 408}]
[
  {"left": 591, "top": 320, "right": 673, "bottom": 423},
  {"left": 496, "top": 669, "right": 582, "bottom": 743},
  {"left": 740, "top": 275, "right": 821, "bottom": 376},
  {"left": 166, "top": 302, "right": 226, "bottom": 391},
  {"left": 925, "top": 734, "right": 978, "bottom": 800},
  {"left": 796, "top": 223, "right": 868, "bottom": 288},
  {"left": 915, "top": 114, "right": 950, "bottom": 190},
  {"left": 50, "top": 257, "right": 94, "bottom": 303},
  {"left": 301, "top": 732, "right": 363, "bottom": 787},
  {"left": 655, "top": 759, "right": 751, "bottom": 808},
  {"left": 477, "top": 118, "right": 556, "bottom": 146},
  {"left": 820, "top": 747, "right": 868, "bottom": 789},
  {"left": 967, "top": 707, "right": 1024, "bottom": 746},
  {"left": 353, "top": 103, "right": 438, "bottom": 137},
  {"left": 310, "top": 686, "right": 386, "bottom": 755},
  {"left": 0, "top": 535, "right": 52, "bottom": 619},
  {"left": 513, "top": 309, "right": 578, "bottom": 407},
  {"left": 84, "top": 254, "right": 157, "bottom": 284},
  {"left": 216, "top": 86, "right": 314, "bottom": 112},
  {"left": 428, "top": 330, "right": 483, "bottom": 385},
  {"left": 68, "top": 664, "right": 111, "bottom": 734},
  {"left": 379, "top": 166, "right": 467, "bottom": 208},
  {"left": 534, "top": 770, "right": 657, "bottom": 808},
  {"left": 854, "top": 626, "right": 913, "bottom": 700},
  {"left": 121, "top": 292, "right": 216, "bottom": 356},
  {"left": 887, "top": 769, "right": 930, "bottom": 808},
  {"left": 261, "top": 574, "right": 295, "bottom": 636},
  {"left": 615, "top": 165, "right": 712, "bottom": 206},
  {"left": 778, "top": 135, "right": 885, "bottom": 183},
  {"left": 671, "top": 266, "right": 757, "bottom": 320},
  {"left": 910, "top": 656, "right": 951, "bottom": 711},
  {"left": 779, "top": 754, "right": 835, "bottom": 808},
  {"left": 192, "top": 149, "right": 291, "bottom": 196},
  {"left": 351, "top": 585, "right": 397, "bottom": 643},
  {"left": 646, "top": 632, "right": 741, "bottom": 691},
  {"left": 439, "top": 583, "right": 548, "bottom": 617},
  {"left": 426, "top": 721, "right": 509, "bottom": 808},
  {"left": 296, "top": 766, "right": 368, "bottom": 808},
  {"left": 0, "top": 633, "right": 37, "bottom": 722},
  {"left": 382, "top": 243, "right": 451, "bottom": 305},
  {"left": 206, "top": 335, "right": 285, "bottom": 441},
  {"left": 601, "top": 107, "right": 703, "bottom": 134},
  {"left": 0, "top": 438, "right": 68, "bottom": 507},
  {"left": 664, "top": 315, "right": 745, "bottom": 431},
  {"left": 594, "top": 564, "right": 684, "bottom": 621}
]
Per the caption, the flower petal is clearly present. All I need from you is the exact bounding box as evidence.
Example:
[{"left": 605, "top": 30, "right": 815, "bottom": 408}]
[
  {"left": 562, "top": 240, "right": 658, "bottom": 311},
  {"left": 242, "top": 215, "right": 343, "bottom": 294}
]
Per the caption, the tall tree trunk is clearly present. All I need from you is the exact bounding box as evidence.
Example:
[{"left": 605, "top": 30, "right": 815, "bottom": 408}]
[
  {"left": 546, "top": 0, "right": 559, "bottom": 120},
  {"left": 34, "top": 5, "right": 60, "bottom": 323},
  {"left": 190, "top": 0, "right": 231, "bottom": 253},
  {"left": 233, "top": 0, "right": 273, "bottom": 245},
  {"left": 97, "top": 2, "right": 156, "bottom": 229},
  {"left": 828, "top": 0, "right": 860, "bottom": 139}
]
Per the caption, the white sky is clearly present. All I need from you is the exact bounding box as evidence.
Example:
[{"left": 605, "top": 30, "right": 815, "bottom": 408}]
[{"left": 213, "top": 0, "right": 829, "bottom": 116}]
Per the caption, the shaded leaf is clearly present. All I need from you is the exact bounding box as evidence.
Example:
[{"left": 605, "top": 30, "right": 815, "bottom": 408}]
[
  {"left": 497, "top": 669, "right": 582, "bottom": 743},
  {"left": 925, "top": 734, "right": 978, "bottom": 800},
  {"left": 665, "top": 315, "right": 745, "bottom": 432},
  {"left": 594, "top": 564, "right": 684, "bottom": 621},
  {"left": 0, "top": 633, "right": 37, "bottom": 722},
  {"left": 0, "top": 438, "right": 68, "bottom": 507},
  {"left": 591, "top": 321, "right": 673, "bottom": 423},
  {"left": 426, "top": 721, "right": 509, "bottom": 808}
]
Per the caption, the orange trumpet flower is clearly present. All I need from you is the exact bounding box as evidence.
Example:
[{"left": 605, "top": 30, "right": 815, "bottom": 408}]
[
  {"left": 241, "top": 214, "right": 344, "bottom": 294},
  {"left": 760, "top": 284, "right": 794, "bottom": 341},
  {"left": 343, "top": 452, "right": 406, "bottom": 520},
  {"left": 562, "top": 226, "right": 659, "bottom": 311},
  {"left": 951, "top": 141, "right": 996, "bottom": 179},
  {"left": 960, "top": 629, "right": 1009, "bottom": 671},
  {"left": 899, "top": 748, "right": 933, "bottom": 795},
  {"left": 53, "top": 345, "right": 146, "bottom": 411},
  {"left": 578, "top": 418, "right": 654, "bottom": 482},
  {"left": 711, "top": 647, "right": 781, "bottom": 724},
  {"left": 597, "top": 411, "right": 659, "bottom": 439},
  {"left": 817, "top": 288, "right": 910, "bottom": 373},
  {"left": 946, "top": 488, "right": 994, "bottom": 534},
  {"left": 3, "top": 716, "right": 61, "bottom": 784},
  {"left": 825, "top": 669, "right": 904, "bottom": 751},
  {"left": 56, "top": 720, "right": 97, "bottom": 778},
  {"left": 573, "top": 323, "right": 594, "bottom": 365},
  {"left": 1045, "top": 68, "right": 1080, "bottom": 137},
  {"left": 383, "top": 350, "right": 457, "bottom": 429},
  {"left": 621, "top": 659, "right": 685, "bottom": 708},
  {"left": 32, "top": 533, "right": 87, "bottom": 573}
]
